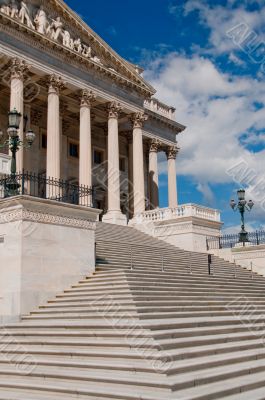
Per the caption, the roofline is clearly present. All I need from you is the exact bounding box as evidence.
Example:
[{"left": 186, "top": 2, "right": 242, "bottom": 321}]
[{"left": 54, "top": 0, "right": 156, "bottom": 96}]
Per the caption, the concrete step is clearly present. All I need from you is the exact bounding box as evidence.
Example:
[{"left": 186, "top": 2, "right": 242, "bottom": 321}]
[
  {"left": 0, "top": 376, "right": 171, "bottom": 400},
  {"left": 171, "top": 370, "right": 265, "bottom": 399},
  {"left": 24, "top": 310, "right": 265, "bottom": 321},
  {"left": 0, "top": 365, "right": 171, "bottom": 390}
]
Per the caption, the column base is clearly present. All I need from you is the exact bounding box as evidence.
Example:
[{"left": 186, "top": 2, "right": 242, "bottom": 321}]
[{"left": 102, "top": 210, "right": 127, "bottom": 226}]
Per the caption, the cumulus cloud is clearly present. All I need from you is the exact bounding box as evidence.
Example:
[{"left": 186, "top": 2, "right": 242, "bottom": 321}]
[
  {"left": 144, "top": 53, "right": 265, "bottom": 218},
  {"left": 182, "top": 0, "right": 265, "bottom": 56}
]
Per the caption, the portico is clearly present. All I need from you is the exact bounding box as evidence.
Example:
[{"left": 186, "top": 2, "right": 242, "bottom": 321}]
[{"left": 0, "top": 0, "right": 185, "bottom": 225}]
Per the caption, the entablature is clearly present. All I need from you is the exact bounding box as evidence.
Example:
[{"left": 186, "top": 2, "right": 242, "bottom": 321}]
[{"left": 0, "top": 0, "right": 155, "bottom": 98}]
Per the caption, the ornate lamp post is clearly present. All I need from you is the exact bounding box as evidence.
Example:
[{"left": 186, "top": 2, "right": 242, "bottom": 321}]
[
  {"left": 230, "top": 189, "right": 254, "bottom": 243},
  {"left": 0, "top": 108, "right": 35, "bottom": 196}
]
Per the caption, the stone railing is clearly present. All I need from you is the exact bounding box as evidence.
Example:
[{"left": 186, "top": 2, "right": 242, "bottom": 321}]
[
  {"left": 144, "top": 98, "right": 176, "bottom": 120},
  {"left": 0, "top": 153, "right": 11, "bottom": 176},
  {"left": 135, "top": 204, "right": 221, "bottom": 224}
]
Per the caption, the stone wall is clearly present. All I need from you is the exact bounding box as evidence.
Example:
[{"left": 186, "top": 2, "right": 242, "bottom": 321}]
[{"left": 0, "top": 196, "right": 100, "bottom": 323}]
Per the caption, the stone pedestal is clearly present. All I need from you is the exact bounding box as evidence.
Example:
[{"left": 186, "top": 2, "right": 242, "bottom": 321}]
[
  {"left": 132, "top": 211, "right": 222, "bottom": 252},
  {"left": 0, "top": 196, "right": 100, "bottom": 324}
]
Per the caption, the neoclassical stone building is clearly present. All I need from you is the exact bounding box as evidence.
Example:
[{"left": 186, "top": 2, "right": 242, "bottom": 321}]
[{"left": 0, "top": 0, "right": 185, "bottom": 225}]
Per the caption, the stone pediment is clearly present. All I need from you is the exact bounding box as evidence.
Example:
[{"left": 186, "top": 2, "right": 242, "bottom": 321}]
[{"left": 0, "top": 0, "right": 155, "bottom": 97}]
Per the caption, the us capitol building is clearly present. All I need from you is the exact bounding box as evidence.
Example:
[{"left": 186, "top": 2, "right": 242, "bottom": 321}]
[
  {"left": 0, "top": 0, "right": 222, "bottom": 253},
  {"left": 1, "top": 3, "right": 259, "bottom": 399}
]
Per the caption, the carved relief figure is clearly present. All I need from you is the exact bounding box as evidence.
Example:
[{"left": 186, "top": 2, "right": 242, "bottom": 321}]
[
  {"left": 0, "top": 4, "right": 11, "bottom": 16},
  {"left": 62, "top": 30, "right": 73, "bottom": 48},
  {"left": 34, "top": 6, "right": 47, "bottom": 34},
  {"left": 73, "top": 38, "right": 82, "bottom": 54},
  {"left": 48, "top": 16, "right": 63, "bottom": 41},
  {"left": 10, "top": 0, "right": 19, "bottom": 19},
  {"left": 93, "top": 56, "right": 102, "bottom": 64},
  {"left": 19, "top": 1, "right": 34, "bottom": 29},
  {"left": 0, "top": 2, "right": 104, "bottom": 66},
  {"left": 82, "top": 44, "right": 91, "bottom": 58}
]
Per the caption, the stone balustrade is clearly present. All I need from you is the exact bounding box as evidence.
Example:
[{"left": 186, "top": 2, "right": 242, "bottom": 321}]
[
  {"left": 144, "top": 98, "right": 176, "bottom": 120},
  {"left": 135, "top": 204, "right": 221, "bottom": 224},
  {"left": 0, "top": 153, "right": 11, "bottom": 176}
]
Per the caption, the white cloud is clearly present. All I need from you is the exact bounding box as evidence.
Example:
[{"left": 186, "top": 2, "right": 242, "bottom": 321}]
[
  {"left": 182, "top": 0, "right": 265, "bottom": 56},
  {"left": 144, "top": 53, "right": 265, "bottom": 215}
]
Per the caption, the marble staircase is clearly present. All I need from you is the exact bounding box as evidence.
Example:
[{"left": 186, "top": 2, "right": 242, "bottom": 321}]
[{"left": 0, "top": 223, "right": 265, "bottom": 398}]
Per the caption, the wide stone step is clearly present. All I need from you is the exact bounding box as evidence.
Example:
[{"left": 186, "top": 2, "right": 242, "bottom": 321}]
[
  {"left": 0, "top": 356, "right": 156, "bottom": 373},
  {"left": 165, "top": 338, "right": 265, "bottom": 361},
  {"left": 77, "top": 277, "right": 265, "bottom": 289},
  {"left": 95, "top": 266, "right": 260, "bottom": 281},
  {"left": 220, "top": 387, "right": 265, "bottom": 399},
  {"left": 171, "top": 370, "right": 265, "bottom": 399},
  {"left": 37, "top": 304, "right": 265, "bottom": 313},
  {"left": 0, "top": 376, "right": 171, "bottom": 400},
  {"left": 169, "top": 358, "right": 265, "bottom": 391},
  {"left": 24, "top": 309, "right": 265, "bottom": 321},
  {"left": 68, "top": 283, "right": 265, "bottom": 294},
  {"left": 0, "top": 345, "right": 161, "bottom": 361},
  {"left": 0, "top": 337, "right": 157, "bottom": 349},
  {"left": 0, "top": 365, "right": 171, "bottom": 390}
]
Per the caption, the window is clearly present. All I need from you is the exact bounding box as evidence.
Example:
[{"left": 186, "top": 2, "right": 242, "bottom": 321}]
[
  {"left": 119, "top": 157, "right": 126, "bottom": 172},
  {"left": 41, "top": 134, "right": 47, "bottom": 149},
  {"left": 94, "top": 150, "right": 103, "bottom": 165},
  {"left": 69, "top": 142, "right": 79, "bottom": 159}
]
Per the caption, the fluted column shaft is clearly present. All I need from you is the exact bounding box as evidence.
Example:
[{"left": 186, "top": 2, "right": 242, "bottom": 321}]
[
  {"left": 132, "top": 113, "right": 147, "bottom": 215},
  {"left": 128, "top": 136, "right": 134, "bottom": 219},
  {"left": 10, "top": 58, "right": 28, "bottom": 173},
  {"left": 46, "top": 75, "right": 63, "bottom": 181},
  {"left": 149, "top": 140, "right": 159, "bottom": 209},
  {"left": 167, "top": 146, "right": 179, "bottom": 208},
  {"left": 107, "top": 102, "right": 121, "bottom": 212},
  {"left": 102, "top": 102, "right": 126, "bottom": 225},
  {"left": 79, "top": 90, "right": 95, "bottom": 206}
]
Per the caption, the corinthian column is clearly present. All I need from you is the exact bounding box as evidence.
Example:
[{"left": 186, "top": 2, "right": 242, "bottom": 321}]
[
  {"left": 46, "top": 75, "right": 64, "bottom": 184},
  {"left": 132, "top": 112, "right": 148, "bottom": 216},
  {"left": 10, "top": 58, "right": 28, "bottom": 173},
  {"left": 149, "top": 140, "right": 160, "bottom": 209},
  {"left": 79, "top": 90, "right": 95, "bottom": 206},
  {"left": 166, "top": 146, "right": 179, "bottom": 208},
  {"left": 102, "top": 102, "right": 126, "bottom": 225}
]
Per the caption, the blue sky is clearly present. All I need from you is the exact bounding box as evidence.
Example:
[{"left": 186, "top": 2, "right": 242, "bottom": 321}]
[{"left": 65, "top": 0, "right": 265, "bottom": 232}]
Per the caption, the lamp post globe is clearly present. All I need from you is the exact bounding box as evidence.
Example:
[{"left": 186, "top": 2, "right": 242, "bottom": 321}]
[
  {"left": 25, "top": 129, "right": 36, "bottom": 146},
  {"left": 0, "top": 108, "right": 35, "bottom": 197},
  {"left": 8, "top": 108, "right": 21, "bottom": 130},
  {"left": 230, "top": 188, "right": 254, "bottom": 244}
]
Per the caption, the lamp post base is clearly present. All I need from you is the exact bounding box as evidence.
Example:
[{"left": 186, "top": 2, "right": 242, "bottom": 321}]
[
  {"left": 239, "top": 230, "right": 249, "bottom": 243},
  {"left": 5, "top": 178, "right": 20, "bottom": 197}
]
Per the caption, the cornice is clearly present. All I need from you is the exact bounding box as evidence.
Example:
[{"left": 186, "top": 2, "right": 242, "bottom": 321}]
[
  {"left": 50, "top": 0, "right": 156, "bottom": 94},
  {"left": 144, "top": 109, "right": 186, "bottom": 133}
]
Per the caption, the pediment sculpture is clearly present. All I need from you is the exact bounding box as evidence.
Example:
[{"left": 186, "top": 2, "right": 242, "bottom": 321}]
[{"left": 0, "top": 0, "right": 103, "bottom": 65}]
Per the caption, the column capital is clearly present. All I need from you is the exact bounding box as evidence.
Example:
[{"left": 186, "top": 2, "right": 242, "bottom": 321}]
[
  {"left": 108, "top": 101, "right": 122, "bottom": 119},
  {"left": 149, "top": 139, "right": 161, "bottom": 153},
  {"left": 166, "top": 145, "right": 179, "bottom": 160},
  {"left": 10, "top": 58, "right": 29, "bottom": 80},
  {"left": 47, "top": 74, "right": 65, "bottom": 94},
  {"left": 80, "top": 89, "right": 96, "bottom": 108},
  {"left": 131, "top": 112, "right": 148, "bottom": 129}
]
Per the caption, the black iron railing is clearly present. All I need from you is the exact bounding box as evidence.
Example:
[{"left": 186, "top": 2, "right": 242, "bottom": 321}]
[
  {"left": 206, "top": 231, "right": 265, "bottom": 250},
  {"left": 0, "top": 171, "right": 95, "bottom": 208}
]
